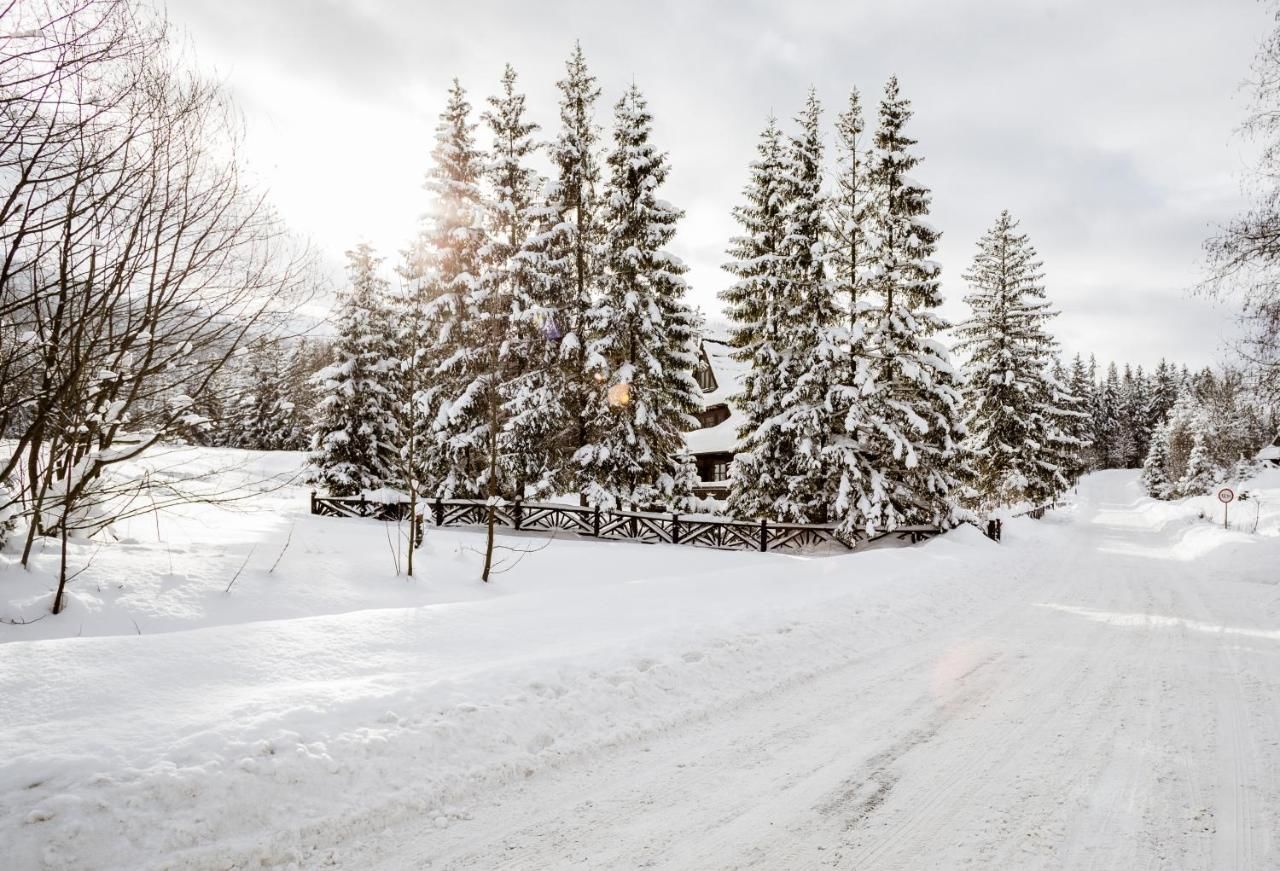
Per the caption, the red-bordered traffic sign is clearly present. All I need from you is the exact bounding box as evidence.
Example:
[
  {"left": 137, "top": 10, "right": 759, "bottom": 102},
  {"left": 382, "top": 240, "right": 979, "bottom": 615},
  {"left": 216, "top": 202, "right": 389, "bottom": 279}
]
[{"left": 1217, "top": 487, "right": 1235, "bottom": 504}]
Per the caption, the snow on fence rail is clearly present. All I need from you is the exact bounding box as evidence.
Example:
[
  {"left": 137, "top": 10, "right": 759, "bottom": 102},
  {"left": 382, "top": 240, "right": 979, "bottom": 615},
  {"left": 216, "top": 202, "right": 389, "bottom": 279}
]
[
  {"left": 1014, "top": 501, "right": 1059, "bottom": 521},
  {"left": 308, "top": 493, "right": 940, "bottom": 554}
]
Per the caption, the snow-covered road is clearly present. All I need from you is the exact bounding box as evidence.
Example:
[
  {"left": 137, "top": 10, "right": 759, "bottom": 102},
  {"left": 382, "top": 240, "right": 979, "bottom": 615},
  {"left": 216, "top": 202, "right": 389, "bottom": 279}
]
[
  {"left": 5, "top": 465, "right": 1280, "bottom": 869},
  {"left": 348, "top": 471, "right": 1280, "bottom": 870}
]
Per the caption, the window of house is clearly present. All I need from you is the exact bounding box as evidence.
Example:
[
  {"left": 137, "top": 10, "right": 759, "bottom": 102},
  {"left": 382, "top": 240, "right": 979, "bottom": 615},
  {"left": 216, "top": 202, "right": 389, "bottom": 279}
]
[
  {"left": 696, "top": 358, "right": 716, "bottom": 392},
  {"left": 698, "top": 404, "right": 730, "bottom": 429}
]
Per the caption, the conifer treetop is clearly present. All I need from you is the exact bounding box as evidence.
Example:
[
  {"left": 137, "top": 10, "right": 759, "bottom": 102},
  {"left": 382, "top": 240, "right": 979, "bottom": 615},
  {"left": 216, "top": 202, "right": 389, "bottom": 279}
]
[{"left": 866, "top": 75, "right": 942, "bottom": 312}]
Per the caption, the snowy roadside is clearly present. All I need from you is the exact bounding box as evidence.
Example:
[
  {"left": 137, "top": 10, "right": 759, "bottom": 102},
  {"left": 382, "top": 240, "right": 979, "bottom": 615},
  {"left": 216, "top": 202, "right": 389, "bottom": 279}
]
[
  {"left": 5, "top": 453, "right": 1278, "bottom": 870},
  {"left": 1, "top": 466, "right": 1028, "bottom": 869}
]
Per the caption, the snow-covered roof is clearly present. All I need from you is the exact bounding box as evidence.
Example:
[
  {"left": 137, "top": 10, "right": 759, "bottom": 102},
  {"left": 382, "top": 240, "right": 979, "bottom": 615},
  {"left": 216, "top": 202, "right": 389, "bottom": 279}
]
[
  {"left": 700, "top": 336, "right": 747, "bottom": 406},
  {"left": 1259, "top": 444, "right": 1280, "bottom": 462},
  {"left": 686, "top": 410, "right": 745, "bottom": 455},
  {"left": 686, "top": 336, "right": 748, "bottom": 456}
]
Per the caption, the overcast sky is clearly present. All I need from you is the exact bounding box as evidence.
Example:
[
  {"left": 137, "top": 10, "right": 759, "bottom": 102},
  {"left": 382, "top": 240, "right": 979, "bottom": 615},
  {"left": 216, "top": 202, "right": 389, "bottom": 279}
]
[{"left": 165, "top": 0, "right": 1270, "bottom": 370}]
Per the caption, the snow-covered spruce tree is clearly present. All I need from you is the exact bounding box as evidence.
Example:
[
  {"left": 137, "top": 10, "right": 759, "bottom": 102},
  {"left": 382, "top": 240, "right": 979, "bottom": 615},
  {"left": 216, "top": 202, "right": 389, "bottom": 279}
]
[
  {"left": 578, "top": 84, "right": 703, "bottom": 510},
  {"left": 954, "top": 211, "right": 1073, "bottom": 508},
  {"left": 480, "top": 64, "right": 551, "bottom": 503},
  {"left": 277, "top": 340, "right": 326, "bottom": 451},
  {"left": 1095, "top": 362, "right": 1123, "bottom": 468},
  {"left": 1048, "top": 356, "right": 1091, "bottom": 487},
  {"left": 1118, "top": 364, "right": 1147, "bottom": 467},
  {"left": 824, "top": 86, "right": 875, "bottom": 525},
  {"left": 1147, "top": 359, "right": 1180, "bottom": 434},
  {"left": 528, "top": 43, "right": 605, "bottom": 502},
  {"left": 831, "top": 87, "right": 873, "bottom": 342},
  {"left": 1083, "top": 354, "right": 1106, "bottom": 468},
  {"left": 308, "top": 243, "right": 402, "bottom": 496},
  {"left": 224, "top": 338, "right": 309, "bottom": 451},
  {"left": 1180, "top": 429, "right": 1217, "bottom": 496},
  {"left": 1160, "top": 387, "right": 1202, "bottom": 487},
  {"left": 825, "top": 88, "right": 880, "bottom": 531},
  {"left": 1141, "top": 420, "right": 1173, "bottom": 497},
  {"left": 721, "top": 117, "right": 792, "bottom": 520},
  {"left": 1068, "top": 353, "right": 1097, "bottom": 470},
  {"left": 774, "top": 90, "right": 841, "bottom": 523},
  {"left": 824, "top": 86, "right": 896, "bottom": 530},
  {"left": 414, "top": 79, "right": 489, "bottom": 498},
  {"left": 858, "top": 77, "right": 963, "bottom": 530}
]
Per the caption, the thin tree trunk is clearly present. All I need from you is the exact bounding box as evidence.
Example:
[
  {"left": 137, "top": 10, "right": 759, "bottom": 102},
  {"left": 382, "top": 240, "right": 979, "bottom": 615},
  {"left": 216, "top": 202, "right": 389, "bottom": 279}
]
[
  {"left": 406, "top": 355, "right": 418, "bottom": 578},
  {"left": 52, "top": 504, "right": 69, "bottom": 615},
  {"left": 481, "top": 380, "right": 499, "bottom": 583}
]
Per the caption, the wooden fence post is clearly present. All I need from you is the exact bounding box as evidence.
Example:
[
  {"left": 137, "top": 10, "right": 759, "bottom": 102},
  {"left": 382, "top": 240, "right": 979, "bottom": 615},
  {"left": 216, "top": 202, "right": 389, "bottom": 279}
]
[
  {"left": 433, "top": 497, "right": 444, "bottom": 527},
  {"left": 671, "top": 512, "right": 680, "bottom": 545},
  {"left": 513, "top": 499, "right": 523, "bottom": 531},
  {"left": 759, "top": 518, "right": 768, "bottom": 552},
  {"left": 593, "top": 506, "right": 601, "bottom": 537},
  {"left": 310, "top": 490, "right": 317, "bottom": 515}
]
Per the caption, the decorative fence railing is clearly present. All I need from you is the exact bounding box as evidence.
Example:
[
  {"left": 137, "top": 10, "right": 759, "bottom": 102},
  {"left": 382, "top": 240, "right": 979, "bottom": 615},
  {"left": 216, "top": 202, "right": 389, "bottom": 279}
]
[{"left": 309, "top": 493, "right": 941, "bottom": 554}]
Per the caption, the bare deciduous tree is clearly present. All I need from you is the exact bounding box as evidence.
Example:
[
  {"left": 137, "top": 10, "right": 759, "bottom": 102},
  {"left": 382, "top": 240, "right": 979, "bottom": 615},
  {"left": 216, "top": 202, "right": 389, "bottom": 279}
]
[
  {"left": 1204, "top": 5, "right": 1280, "bottom": 403},
  {"left": 1, "top": 0, "right": 313, "bottom": 613}
]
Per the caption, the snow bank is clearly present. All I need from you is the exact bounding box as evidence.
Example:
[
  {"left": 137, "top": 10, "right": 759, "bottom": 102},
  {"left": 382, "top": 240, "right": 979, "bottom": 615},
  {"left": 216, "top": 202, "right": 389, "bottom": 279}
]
[
  {"left": 8, "top": 451, "right": 1277, "bottom": 871},
  {"left": 0, "top": 448, "right": 1018, "bottom": 869}
]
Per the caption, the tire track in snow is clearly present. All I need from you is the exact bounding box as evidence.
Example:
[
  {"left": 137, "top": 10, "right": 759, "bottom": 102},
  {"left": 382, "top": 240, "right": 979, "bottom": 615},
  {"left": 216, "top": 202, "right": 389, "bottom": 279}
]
[
  {"left": 833, "top": 602, "right": 1121, "bottom": 869},
  {"left": 357, "top": 618, "right": 1016, "bottom": 871}
]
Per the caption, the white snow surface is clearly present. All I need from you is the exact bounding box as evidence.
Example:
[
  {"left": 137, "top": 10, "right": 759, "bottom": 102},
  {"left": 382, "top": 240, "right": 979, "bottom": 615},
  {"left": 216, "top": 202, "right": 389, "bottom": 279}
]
[{"left": 3, "top": 453, "right": 1280, "bottom": 869}]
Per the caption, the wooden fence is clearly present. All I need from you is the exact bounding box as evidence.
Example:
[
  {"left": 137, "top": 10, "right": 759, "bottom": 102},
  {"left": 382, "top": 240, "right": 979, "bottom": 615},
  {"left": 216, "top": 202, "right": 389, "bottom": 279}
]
[
  {"left": 309, "top": 493, "right": 941, "bottom": 554},
  {"left": 1014, "top": 501, "right": 1059, "bottom": 521},
  {"left": 982, "top": 501, "right": 1060, "bottom": 542}
]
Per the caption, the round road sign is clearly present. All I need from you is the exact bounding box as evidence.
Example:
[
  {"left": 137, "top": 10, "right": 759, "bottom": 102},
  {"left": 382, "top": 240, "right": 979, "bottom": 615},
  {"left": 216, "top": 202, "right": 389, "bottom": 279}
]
[{"left": 1217, "top": 487, "right": 1235, "bottom": 504}]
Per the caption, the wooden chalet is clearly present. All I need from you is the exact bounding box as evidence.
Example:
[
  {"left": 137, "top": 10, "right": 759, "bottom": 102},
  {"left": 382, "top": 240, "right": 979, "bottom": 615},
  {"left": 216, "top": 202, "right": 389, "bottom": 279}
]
[{"left": 687, "top": 335, "right": 747, "bottom": 499}]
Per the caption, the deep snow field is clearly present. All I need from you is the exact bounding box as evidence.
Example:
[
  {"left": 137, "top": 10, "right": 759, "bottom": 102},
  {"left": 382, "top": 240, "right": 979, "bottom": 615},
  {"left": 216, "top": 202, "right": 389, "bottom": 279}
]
[{"left": 2, "top": 449, "right": 1280, "bottom": 870}]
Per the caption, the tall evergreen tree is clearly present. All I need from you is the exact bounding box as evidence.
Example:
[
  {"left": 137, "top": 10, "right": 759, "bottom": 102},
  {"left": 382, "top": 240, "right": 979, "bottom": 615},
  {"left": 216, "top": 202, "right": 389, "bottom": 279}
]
[
  {"left": 859, "top": 77, "right": 963, "bottom": 530},
  {"left": 534, "top": 43, "right": 605, "bottom": 501},
  {"left": 1141, "top": 420, "right": 1173, "bottom": 497},
  {"left": 954, "top": 211, "right": 1072, "bottom": 507},
  {"left": 1046, "top": 356, "right": 1090, "bottom": 489},
  {"left": 724, "top": 95, "right": 844, "bottom": 523},
  {"left": 722, "top": 118, "right": 792, "bottom": 519},
  {"left": 308, "top": 244, "right": 401, "bottom": 496},
  {"left": 480, "top": 64, "right": 551, "bottom": 499},
  {"left": 831, "top": 87, "right": 872, "bottom": 337},
  {"left": 1116, "top": 364, "right": 1143, "bottom": 467},
  {"left": 225, "top": 338, "right": 304, "bottom": 451},
  {"left": 1098, "top": 363, "right": 1129, "bottom": 468},
  {"left": 579, "top": 84, "right": 702, "bottom": 510},
  {"left": 1094, "top": 362, "right": 1122, "bottom": 468},
  {"left": 1147, "top": 359, "right": 1179, "bottom": 432},
  {"left": 416, "top": 79, "right": 489, "bottom": 497},
  {"left": 826, "top": 87, "right": 880, "bottom": 530},
  {"left": 1067, "top": 353, "right": 1097, "bottom": 470},
  {"left": 775, "top": 90, "right": 840, "bottom": 522},
  {"left": 1054, "top": 350, "right": 1095, "bottom": 476}
]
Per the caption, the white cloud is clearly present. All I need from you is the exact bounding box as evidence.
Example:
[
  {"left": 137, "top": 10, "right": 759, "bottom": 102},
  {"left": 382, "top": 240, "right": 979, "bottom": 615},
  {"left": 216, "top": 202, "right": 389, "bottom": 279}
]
[{"left": 166, "top": 0, "right": 1270, "bottom": 368}]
